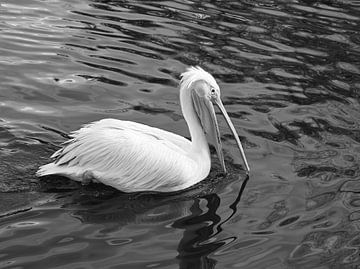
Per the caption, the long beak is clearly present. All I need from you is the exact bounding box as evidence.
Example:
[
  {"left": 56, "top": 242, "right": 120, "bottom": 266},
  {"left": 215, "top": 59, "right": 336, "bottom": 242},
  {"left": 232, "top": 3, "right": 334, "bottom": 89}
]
[
  {"left": 213, "top": 97, "right": 250, "bottom": 173},
  {"left": 192, "top": 91, "right": 250, "bottom": 173}
]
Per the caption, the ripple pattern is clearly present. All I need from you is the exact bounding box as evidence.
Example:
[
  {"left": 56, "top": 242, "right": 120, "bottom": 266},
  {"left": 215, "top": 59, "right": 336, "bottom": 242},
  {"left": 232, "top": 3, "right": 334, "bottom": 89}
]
[{"left": 0, "top": 0, "right": 360, "bottom": 268}]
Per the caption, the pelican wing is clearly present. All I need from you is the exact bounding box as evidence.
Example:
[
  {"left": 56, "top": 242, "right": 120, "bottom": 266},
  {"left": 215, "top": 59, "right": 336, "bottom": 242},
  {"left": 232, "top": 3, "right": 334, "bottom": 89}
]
[{"left": 37, "top": 119, "right": 197, "bottom": 192}]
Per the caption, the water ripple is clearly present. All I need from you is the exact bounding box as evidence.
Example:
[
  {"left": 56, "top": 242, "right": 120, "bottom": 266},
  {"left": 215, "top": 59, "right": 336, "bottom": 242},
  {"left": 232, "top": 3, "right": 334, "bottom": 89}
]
[{"left": 1, "top": 0, "right": 360, "bottom": 268}]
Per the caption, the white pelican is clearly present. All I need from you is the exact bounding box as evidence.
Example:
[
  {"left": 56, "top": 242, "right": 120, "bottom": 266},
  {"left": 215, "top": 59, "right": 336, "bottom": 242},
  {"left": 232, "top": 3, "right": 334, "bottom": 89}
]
[{"left": 37, "top": 66, "right": 250, "bottom": 192}]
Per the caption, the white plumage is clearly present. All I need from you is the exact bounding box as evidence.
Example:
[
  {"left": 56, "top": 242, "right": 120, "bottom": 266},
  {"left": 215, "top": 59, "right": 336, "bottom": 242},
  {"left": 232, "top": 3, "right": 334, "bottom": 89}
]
[{"left": 37, "top": 66, "right": 249, "bottom": 192}]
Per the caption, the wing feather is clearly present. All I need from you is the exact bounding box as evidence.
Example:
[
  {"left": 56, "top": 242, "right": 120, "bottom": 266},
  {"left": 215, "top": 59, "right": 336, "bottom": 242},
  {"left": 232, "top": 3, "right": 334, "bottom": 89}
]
[{"left": 38, "top": 119, "right": 197, "bottom": 192}]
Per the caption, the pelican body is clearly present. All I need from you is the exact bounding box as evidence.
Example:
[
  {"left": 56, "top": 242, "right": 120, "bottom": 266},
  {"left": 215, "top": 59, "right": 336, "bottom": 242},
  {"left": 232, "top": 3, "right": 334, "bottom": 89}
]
[{"left": 37, "top": 67, "right": 250, "bottom": 192}]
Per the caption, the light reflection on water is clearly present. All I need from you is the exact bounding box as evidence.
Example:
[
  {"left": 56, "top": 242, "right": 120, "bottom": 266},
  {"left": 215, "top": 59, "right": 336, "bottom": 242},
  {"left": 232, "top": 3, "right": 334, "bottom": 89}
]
[{"left": 0, "top": 0, "right": 360, "bottom": 268}]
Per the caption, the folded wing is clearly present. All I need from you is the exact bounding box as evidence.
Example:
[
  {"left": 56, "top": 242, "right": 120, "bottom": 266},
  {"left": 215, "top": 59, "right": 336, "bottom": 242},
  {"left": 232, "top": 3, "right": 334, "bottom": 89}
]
[{"left": 37, "top": 119, "right": 196, "bottom": 192}]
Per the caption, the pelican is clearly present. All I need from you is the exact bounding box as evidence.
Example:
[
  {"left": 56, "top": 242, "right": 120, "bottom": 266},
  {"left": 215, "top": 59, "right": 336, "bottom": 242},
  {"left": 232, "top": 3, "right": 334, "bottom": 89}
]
[{"left": 37, "top": 66, "right": 250, "bottom": 192}]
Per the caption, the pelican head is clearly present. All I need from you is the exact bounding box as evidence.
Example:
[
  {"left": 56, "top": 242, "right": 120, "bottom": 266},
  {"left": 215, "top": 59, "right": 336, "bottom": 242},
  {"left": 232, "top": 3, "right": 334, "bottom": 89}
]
[{"left": 180, "top": 66, "right": 250, "bottom": 173}]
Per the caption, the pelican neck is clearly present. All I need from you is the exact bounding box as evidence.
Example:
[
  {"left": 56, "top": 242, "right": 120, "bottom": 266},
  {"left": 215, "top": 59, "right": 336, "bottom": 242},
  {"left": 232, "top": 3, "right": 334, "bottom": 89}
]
[{"left": 180, "top": 88, "right": 209, "bottom": 153}]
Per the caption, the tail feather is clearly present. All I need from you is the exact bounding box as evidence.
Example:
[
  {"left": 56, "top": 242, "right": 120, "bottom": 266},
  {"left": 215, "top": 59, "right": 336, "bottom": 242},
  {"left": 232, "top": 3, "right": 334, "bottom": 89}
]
[
  {"left": 36, "top": 163, "right": 85, "bottom": 183},
  {"left": 36, "top": 163, "right": 58, "bottom": 177}
]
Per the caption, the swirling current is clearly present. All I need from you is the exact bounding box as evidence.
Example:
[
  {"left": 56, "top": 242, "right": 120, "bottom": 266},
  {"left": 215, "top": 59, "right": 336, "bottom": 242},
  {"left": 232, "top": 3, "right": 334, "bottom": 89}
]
[{"left": 0, "top": 0, "right": 360, "bottom": 268}]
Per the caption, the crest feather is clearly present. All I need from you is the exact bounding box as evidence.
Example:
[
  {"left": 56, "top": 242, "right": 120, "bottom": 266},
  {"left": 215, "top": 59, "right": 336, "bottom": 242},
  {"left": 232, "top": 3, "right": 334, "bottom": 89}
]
[{"left": 180, "top": 66, "right": 219, "bottom": 92}]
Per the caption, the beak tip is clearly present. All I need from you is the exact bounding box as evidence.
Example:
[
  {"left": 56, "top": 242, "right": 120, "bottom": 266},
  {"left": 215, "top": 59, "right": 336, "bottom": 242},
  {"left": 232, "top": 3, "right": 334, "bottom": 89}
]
[{"left": 222, "top": 164, "right": 227, "bottom": 174}]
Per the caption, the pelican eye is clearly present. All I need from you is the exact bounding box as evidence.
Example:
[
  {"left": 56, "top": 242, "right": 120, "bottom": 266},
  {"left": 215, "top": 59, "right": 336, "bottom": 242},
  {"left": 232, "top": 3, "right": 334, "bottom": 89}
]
[{"left": 210, "top": 88, "right": 216, "bottom": 95}]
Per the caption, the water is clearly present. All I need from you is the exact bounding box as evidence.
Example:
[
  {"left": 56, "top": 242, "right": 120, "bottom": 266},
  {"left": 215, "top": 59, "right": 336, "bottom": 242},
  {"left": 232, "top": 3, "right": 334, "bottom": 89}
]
[{"left": 1, "top": 0, "right": 360, "bottom": 268}]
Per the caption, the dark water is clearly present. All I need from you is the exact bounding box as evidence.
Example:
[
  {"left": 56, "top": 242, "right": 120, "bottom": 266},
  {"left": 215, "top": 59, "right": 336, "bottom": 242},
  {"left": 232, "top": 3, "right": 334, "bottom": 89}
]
[{"left": 1, "top": 0, "right": 360, "bottom": 268}]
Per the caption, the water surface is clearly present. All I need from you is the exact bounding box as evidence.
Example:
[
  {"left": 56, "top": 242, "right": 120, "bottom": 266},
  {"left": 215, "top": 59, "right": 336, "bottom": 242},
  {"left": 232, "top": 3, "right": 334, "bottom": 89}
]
[{"left": 1, "top": 0, "right": 360, "bottom": 268}]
